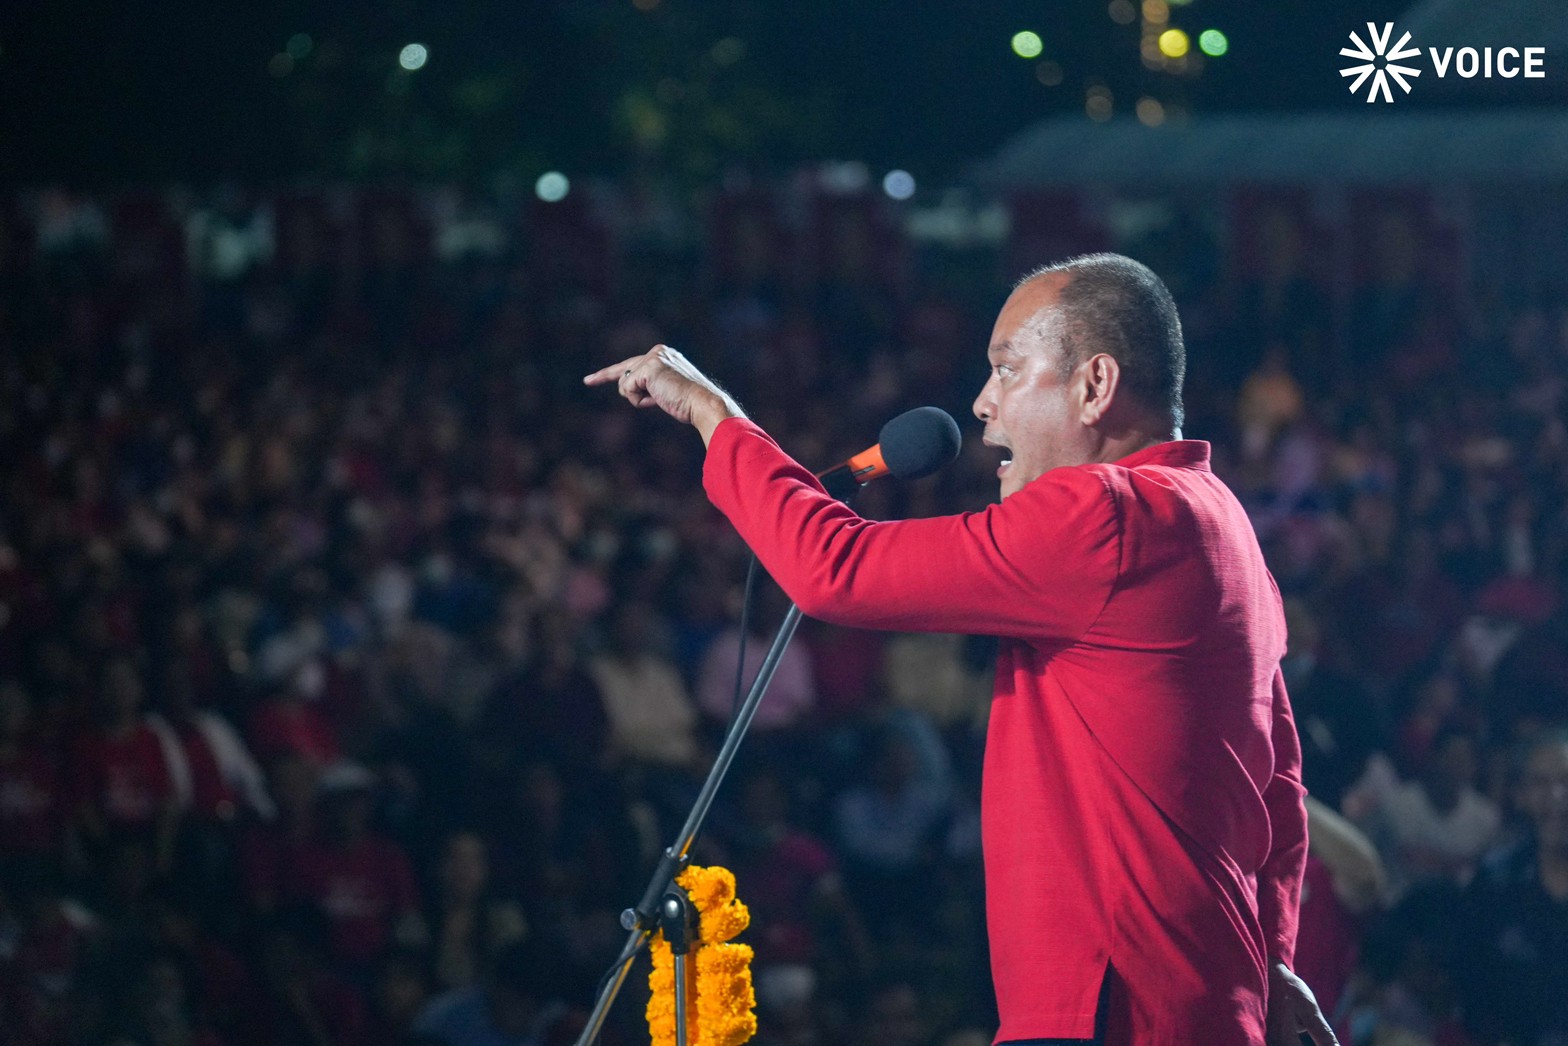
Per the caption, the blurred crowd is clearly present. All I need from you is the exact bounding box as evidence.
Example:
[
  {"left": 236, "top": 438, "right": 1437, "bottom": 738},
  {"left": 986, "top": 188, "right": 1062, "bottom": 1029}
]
[{"left": 0, "top": 181, "right": 1565, "bottom": 1046}]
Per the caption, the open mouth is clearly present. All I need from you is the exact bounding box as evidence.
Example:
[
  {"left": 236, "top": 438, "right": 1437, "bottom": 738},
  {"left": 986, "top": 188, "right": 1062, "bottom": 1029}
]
[{"left": 984, "top": 436, "right": 1012, "bottom": 478}]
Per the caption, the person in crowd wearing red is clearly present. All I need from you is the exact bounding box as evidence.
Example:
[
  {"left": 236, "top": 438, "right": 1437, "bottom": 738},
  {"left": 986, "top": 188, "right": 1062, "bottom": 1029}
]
[
  {"left": 587, "top": 254, "right": 1332, "bottom": 1045},
  {"left": 238, "top": 753, "right": 319, "bottom": 914},
  {"left": 246, "top": 657, "right": 343, "bottom": 769},
  {"left": 1295, "top": 797, "right": 1387, "bottom": 1040},
  {"left": 70, "top": 656, "right": 180, "bottom": 872},
  {"left": 282, "top": 761, "right": 425, "bottom": 975},
  {"left": 152, "top": 659, "right": 274, "bottom": 828},
  {"left": 150, "top": 657, "right": 275, "bottom": 922}
]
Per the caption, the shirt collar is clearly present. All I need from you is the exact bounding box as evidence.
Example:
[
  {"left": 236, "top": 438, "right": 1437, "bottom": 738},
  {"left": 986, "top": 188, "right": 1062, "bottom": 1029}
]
[{"left": 1111, "top": 439, "right": 1211, "bottom": 472}]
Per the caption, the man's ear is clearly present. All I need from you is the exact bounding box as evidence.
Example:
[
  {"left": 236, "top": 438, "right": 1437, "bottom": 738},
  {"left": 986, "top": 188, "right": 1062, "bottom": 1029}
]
[{"left": 1078, "top": 353, "right": 1121, "bottom": 426}]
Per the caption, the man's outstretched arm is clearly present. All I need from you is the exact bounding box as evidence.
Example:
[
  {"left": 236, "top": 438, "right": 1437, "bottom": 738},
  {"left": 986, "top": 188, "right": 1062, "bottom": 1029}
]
[{"left": 585, "top": 345, "right": 1119, "bottom": 643}]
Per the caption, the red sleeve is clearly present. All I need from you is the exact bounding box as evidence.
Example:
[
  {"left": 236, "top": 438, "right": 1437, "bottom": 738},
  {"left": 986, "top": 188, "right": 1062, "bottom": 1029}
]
[
  {"left": 1258, "top": 667, "right": 1308, "bottom": 965},
  {"left": 701, "top": 418, "right": 1120, "bottom": 642}
]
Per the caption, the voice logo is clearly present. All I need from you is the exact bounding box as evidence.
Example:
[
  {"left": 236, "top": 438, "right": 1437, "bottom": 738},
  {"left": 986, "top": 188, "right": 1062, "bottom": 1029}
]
[{"left": 1340, "top": 22, "right": 1547, "bottom": 103}]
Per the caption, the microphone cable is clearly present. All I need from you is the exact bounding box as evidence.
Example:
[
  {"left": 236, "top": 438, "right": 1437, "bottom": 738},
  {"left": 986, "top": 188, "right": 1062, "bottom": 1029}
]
[{"left": 730, "top": 553, "right": 760, "bottom": 726}]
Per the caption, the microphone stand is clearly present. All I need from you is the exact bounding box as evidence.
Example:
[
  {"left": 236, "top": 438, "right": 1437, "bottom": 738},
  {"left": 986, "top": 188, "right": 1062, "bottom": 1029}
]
[{"left": 573, "top": 601, "right": 805, "bottom": 1046}]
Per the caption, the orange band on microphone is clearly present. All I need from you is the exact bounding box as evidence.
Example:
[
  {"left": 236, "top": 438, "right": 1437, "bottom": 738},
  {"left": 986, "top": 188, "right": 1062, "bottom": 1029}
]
[{"left": 846, "top": 445, "right": 888, "bottom": 482}]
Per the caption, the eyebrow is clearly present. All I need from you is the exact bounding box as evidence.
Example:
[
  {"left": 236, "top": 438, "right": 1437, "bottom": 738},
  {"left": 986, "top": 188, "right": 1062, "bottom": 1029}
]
[{"left": 988, "top": 341, "right": 1018, "bottom": 361}]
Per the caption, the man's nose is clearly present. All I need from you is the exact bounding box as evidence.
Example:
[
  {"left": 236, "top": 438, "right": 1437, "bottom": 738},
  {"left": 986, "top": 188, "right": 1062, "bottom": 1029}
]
[{"left": 972, "top": 382, "right": 994, "bottom": 422}]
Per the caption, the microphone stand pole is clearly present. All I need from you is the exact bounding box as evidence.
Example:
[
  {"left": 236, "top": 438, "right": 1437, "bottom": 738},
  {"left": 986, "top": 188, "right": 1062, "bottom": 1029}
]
[{"left": 573, "top": 601, "right": 805, "bottom": 1046}]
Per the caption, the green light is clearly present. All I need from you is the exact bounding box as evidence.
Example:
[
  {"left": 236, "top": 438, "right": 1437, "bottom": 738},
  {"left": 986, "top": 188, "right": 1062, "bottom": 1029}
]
[
  {"left": 1011, "top": 31, "right": 1044, "bottom": 59},
  {"left": 1199, "top": 29, "right": 1228, "bottom": 57}
]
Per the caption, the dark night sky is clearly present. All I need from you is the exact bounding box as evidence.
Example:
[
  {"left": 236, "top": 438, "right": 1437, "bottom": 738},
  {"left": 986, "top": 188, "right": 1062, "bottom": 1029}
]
[{"left": 0, "top": 0, "right": 1434, "bottom": 186}]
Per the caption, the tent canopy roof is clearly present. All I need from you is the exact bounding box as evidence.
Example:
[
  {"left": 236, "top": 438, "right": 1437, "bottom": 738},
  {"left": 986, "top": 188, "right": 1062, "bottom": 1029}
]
[{"left": 975, "top": 109, "right": 1568, "bottom": 189}]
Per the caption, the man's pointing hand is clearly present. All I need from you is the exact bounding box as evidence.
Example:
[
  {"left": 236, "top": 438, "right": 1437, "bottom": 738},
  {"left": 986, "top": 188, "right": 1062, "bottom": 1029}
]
[{"left": 583, "top": 344, "right": 744, "bottom": 445}]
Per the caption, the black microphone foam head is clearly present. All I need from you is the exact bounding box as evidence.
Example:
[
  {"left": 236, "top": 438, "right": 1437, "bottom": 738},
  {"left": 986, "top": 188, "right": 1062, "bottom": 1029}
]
[{"left": 879, "top": 406, "right": 962, "bottom": 481}]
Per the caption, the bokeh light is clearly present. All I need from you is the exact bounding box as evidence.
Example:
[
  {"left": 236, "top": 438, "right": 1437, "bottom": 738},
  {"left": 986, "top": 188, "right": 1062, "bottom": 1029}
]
[
  {"left": 535, "top": 172, "right": 569, "bottom": 202},
  {"left": 882, "top": 169, "right": 916, "bottom": 200},
  {"left": 1142, "top": 0, "right": 1169, "bottom": 25},
  {"left": 710, "top": 37, "right": 746, "bottom": 66},
  {"left": 820, "top": 161, "right": 869, "bottom": 194},
  {"left": 268, "top": 53, "right": 294, "bottom": 78},
  {"left": 1108, "top": 0, "right": 1137, "bottom": 26},
  {"left": 286, "top": 34, "right": 313, "bottom": 61},
  {"left": 1011, "top": 31, "right": 1044, "bottom": 59},
  {"left": 1136, "top": 97, "right": 1166, "bottom": 126},
  {"left": 1158, "top": 29, "right": 1190, "bottom": 58},
  {"left": 1036, "top": 60, "right": 1064, "bottom": 86},
  {"left": 398, "top": 43, "right": 429, "bottom": 71},
  {"left": 1086, "top": 86, "right": 1113, "bottom": 122},
  {"left": 1199, "top": 29, "right": 1229, "bottom": 57}
]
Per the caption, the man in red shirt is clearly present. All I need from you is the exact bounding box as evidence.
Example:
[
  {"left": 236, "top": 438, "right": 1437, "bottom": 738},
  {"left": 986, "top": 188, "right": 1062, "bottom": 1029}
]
[
  {"left": 585, "top": 253, "right": 1334, "bottom": 1045},
  {"left": 71, "top": 657, "right": 180, "bottom": 871},
  {"left": 283, "top": 762, "right": 424, "bottom": 972}
]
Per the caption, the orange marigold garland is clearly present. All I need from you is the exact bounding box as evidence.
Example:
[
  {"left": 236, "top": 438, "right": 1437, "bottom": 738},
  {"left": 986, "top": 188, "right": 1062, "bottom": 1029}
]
[{"left": 646, "top": 865, "right": 757, "bottom": 1046}]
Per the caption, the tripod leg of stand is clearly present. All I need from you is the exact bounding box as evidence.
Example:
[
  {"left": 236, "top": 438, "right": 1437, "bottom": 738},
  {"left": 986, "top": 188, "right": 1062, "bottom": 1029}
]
[{"left": 578, "top": 925, "right": 649, "bottom": 1045}]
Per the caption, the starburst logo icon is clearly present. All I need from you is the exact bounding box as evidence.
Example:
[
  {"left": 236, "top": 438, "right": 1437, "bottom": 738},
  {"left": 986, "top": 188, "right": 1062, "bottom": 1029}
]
[{"left": 1340, "top": 22, "right": 1422, "bottom": 103}]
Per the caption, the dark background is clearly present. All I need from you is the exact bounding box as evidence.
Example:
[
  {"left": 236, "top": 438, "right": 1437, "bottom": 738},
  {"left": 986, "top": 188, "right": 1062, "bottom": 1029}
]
[{"left": 2, "top": 0, "right": 1423, "bottom": 186}]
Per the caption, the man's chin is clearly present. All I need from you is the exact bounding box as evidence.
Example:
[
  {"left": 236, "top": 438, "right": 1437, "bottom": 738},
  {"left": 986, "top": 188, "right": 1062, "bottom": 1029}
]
[{"left": 999, "top": 465, "right": 1031, "bottom": 500}]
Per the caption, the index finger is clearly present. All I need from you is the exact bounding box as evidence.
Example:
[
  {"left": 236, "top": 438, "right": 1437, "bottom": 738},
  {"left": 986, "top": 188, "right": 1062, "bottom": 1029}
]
[{"left": 583, "top": 355, "right": 646, "bottom": 386}]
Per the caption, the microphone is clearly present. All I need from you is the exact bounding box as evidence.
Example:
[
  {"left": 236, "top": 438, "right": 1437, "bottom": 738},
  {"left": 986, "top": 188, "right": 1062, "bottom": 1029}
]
[{"left": 816, "top": 406, "right": 962, "bottom": 501}]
